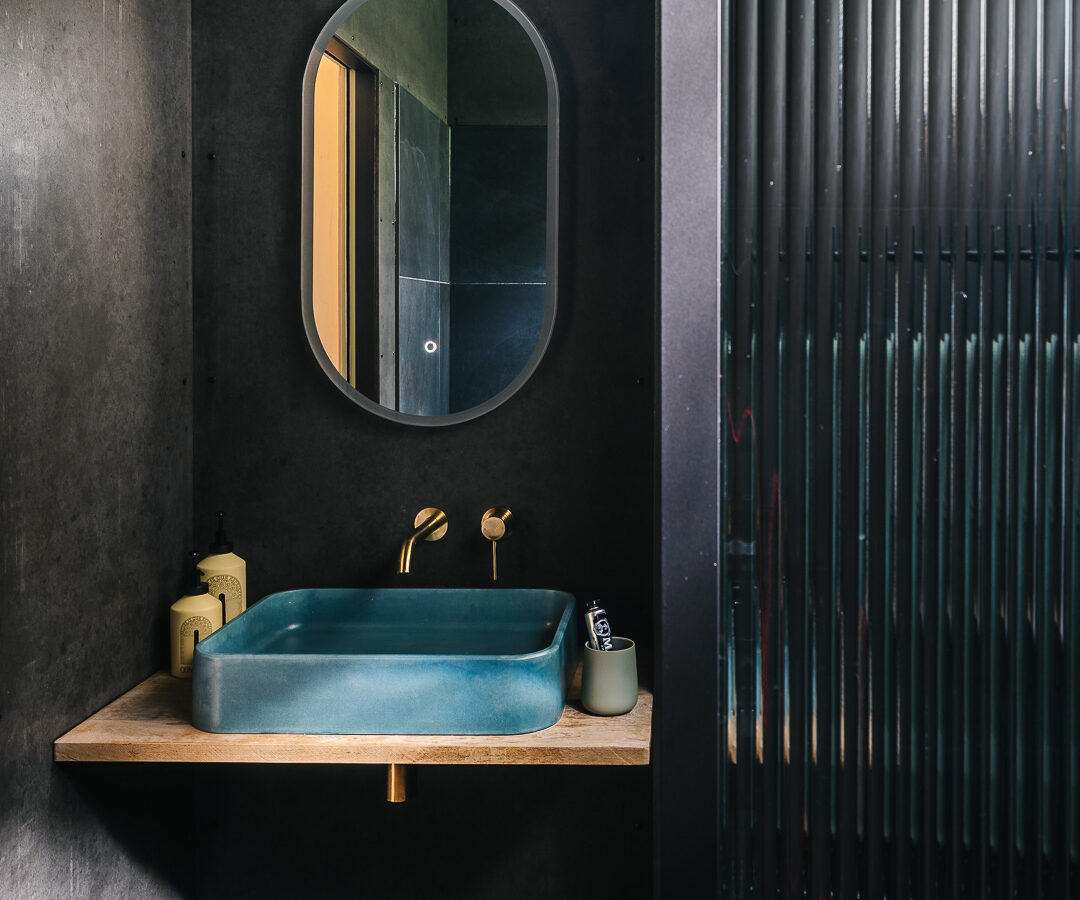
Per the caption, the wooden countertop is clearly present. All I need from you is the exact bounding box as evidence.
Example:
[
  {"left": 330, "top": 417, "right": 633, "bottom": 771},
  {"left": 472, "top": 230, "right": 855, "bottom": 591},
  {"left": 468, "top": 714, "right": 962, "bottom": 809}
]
[{"left": 54, "top": 672, "right": 651, "bottom": 766}]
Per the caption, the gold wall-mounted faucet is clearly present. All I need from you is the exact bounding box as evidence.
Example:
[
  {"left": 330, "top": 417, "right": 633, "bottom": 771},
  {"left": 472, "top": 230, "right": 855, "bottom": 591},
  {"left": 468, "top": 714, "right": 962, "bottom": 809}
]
[
  {"left": 481, "top": 507, "right": 513, "bottom": 581},
  {"left": 398, "top": 508, "right": 448, "bottom": 574}
]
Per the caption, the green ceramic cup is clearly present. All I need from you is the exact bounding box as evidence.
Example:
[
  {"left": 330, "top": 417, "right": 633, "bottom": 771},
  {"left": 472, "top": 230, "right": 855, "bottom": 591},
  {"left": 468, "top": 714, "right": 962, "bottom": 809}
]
[{"left": 582, "top": 636, "right": 638, "bottom": 716}]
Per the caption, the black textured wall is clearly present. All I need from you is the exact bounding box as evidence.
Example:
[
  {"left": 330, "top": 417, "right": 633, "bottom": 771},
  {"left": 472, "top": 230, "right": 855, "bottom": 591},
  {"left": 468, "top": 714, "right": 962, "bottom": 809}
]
[
  {"left": 191, "top": 0, "right": 654, "bottom": 898},
  {"left": 0, "top": 0, "right": 196, "bottom": 896}
]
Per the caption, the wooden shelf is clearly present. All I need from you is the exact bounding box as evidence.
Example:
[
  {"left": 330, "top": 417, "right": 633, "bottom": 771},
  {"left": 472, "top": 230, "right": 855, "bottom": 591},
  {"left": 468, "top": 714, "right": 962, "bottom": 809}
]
[{"left": 54, "top": 672, "right": 651, "bottom": 766}]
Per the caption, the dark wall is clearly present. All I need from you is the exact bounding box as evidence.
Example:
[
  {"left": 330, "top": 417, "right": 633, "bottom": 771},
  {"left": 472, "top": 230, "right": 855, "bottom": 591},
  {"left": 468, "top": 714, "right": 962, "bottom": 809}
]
[
  {"left": 0, "top": 0, "right": 195, "bottom": 896},
  {"left": 192, "top": 0, "right": 654, "bottom": 897}
]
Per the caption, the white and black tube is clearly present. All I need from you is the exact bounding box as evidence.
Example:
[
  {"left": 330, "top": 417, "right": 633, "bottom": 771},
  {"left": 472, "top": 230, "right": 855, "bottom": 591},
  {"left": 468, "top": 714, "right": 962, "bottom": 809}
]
[{"left": 584, "top": 599, "right": 614, "bottom": 651}]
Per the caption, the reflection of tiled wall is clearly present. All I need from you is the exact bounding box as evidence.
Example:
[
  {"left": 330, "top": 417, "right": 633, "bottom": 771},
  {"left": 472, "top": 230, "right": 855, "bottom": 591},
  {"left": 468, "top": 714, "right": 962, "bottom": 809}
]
[
  {"left": 447, "top": 0, "right": 547, "bottom": 126},
  {"left": 397, "top": 88, "right": 450, "bottom": 414},
  {"left": 449, "top": 125, "right": 547, "bottom": 412},
  {"left": 337, "top": 0, "right": 448, "bottom": 121}
]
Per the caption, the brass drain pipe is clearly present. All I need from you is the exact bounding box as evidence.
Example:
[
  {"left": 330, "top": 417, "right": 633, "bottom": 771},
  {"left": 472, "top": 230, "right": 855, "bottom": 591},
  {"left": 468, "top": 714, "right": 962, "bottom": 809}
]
[{"left": 387, "top": 763, "right": 408, "bottom": 802}]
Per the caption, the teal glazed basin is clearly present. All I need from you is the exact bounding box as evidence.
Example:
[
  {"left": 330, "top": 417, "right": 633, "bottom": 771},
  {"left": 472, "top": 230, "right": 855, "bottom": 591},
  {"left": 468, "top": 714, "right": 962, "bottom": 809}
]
[{"left": 191, "top": 588, "right": 578, "bottom": 735}]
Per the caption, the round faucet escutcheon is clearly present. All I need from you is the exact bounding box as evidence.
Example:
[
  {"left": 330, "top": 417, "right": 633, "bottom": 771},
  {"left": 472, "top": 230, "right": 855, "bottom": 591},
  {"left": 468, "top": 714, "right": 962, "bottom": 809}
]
[{"left": 414, "top": 507, "right": 448, "bottom": 541}]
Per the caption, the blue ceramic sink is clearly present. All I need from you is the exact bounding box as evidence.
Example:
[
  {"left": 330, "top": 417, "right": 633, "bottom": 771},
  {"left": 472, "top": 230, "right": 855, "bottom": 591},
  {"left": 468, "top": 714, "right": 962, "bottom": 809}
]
[{"left": 191, "top": 588, "right": 578, "bottom": 735}]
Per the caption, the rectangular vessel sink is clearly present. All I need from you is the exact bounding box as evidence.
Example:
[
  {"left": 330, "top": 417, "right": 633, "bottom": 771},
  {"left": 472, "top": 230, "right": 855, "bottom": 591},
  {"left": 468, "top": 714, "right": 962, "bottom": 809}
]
[{"left": 192, "top": 588, "right": 578, "bottom": 735}]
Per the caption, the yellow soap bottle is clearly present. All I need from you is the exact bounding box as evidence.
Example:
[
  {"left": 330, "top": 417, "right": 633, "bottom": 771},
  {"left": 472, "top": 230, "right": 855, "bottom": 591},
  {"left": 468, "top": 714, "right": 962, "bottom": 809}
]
[
  {"left": 197, "top": 511, "right": 247, "bottom": 624},
  {"left": 170, "top": 553, "right": 223, "bottom": 678}
]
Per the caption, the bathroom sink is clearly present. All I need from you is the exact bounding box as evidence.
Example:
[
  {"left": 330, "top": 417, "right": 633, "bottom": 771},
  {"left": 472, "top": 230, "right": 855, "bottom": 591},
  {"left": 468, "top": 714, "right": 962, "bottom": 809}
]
[{"left": 191, "top": 588, "right": 578, "bottom": 735}]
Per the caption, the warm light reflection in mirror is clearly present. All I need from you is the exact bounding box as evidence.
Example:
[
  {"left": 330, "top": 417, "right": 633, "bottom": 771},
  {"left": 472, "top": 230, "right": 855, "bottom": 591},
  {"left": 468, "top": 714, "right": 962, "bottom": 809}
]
[{"left": 312, "top": 52, "right": 348, "bottom": 374}]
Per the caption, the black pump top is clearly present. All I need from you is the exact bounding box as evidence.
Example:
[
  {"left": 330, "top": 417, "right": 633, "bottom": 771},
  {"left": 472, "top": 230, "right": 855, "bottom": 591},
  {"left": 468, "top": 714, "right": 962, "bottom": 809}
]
[
  {"left": 184, "top": 551, "right": 209, "bottom": 596},
  {"left": 208, "top": 511, "right": 234, "bottom": 554}
]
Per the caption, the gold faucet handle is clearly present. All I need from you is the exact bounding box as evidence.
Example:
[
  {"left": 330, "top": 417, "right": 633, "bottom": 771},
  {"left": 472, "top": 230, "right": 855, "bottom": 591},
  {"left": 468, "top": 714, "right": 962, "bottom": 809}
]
[
  {"left": 480, "top": 507, "right": 513, "bottom": 541},
  {"left": 481, "top": 508, "right": 513, "bottom": 581}
]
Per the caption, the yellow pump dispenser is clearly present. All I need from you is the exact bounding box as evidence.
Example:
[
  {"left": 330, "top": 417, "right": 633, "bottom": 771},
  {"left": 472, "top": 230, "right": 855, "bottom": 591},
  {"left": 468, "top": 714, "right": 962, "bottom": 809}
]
[
  {"left": 197, "top": 511, "right": 247, "bottom": 624},
  {"left": 170, "top": 552, "right": 223, "bottom": 678}
]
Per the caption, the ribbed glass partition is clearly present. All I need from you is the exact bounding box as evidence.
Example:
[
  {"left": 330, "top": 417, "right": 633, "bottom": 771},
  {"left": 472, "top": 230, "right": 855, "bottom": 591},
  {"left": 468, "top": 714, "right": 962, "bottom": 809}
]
[{"left": 718, "top": 0, "right": 1079, "bottom": 896}]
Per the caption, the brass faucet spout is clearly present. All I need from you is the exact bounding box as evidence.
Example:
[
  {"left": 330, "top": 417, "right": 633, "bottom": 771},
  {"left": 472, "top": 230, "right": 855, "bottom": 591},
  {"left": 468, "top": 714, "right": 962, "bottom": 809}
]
[
  {"left": 398, "top": 536, "right": 417, "bottom": 575},
  {"left": 397, "top": 508, "right": 448, "bottom": 574}
]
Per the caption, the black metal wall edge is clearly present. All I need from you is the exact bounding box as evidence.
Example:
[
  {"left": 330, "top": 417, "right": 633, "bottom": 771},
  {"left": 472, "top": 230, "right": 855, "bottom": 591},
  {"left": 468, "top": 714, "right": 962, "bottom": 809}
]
[{"left": 656, "top": 1, "right": 721, "bottom": 896}]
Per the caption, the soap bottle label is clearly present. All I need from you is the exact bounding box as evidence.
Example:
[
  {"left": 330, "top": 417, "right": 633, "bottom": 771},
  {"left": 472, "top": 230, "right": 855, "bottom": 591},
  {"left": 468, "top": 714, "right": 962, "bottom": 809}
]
[
  {"left": 206, "top": 573, "right": 244, "bottom": 622},
  {"left": 178, "top": 615, "right": 215, "bottom": 674}
]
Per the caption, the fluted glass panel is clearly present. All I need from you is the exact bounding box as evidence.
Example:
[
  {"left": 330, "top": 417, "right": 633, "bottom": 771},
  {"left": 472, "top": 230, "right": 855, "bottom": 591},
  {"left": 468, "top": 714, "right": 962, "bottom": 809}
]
[{"left": 718, "top": 0, "right": 1079, "bottom": 896}]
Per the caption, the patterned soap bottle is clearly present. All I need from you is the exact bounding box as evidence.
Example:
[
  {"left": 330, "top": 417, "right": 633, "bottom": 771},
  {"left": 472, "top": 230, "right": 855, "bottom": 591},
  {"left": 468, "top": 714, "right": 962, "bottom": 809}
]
[
  {"left": 197, "top": 511, "right": 247, "bottom": 624},
  {"left": 170, "top": 552, "right": 223, "bottom": 678}
]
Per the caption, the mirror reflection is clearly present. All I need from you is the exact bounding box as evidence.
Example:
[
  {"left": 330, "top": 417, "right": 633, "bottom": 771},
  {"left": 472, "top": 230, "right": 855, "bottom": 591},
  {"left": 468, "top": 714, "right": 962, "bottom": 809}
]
[{"left": 309, "top": 0, "right": 554, "bottom": 419}]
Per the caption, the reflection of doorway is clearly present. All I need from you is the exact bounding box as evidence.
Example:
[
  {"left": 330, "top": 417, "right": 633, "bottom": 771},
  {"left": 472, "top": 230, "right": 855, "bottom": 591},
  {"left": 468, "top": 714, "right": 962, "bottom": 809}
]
[{"left": 312, "top": 37, "right": 377, "bottom": 397}]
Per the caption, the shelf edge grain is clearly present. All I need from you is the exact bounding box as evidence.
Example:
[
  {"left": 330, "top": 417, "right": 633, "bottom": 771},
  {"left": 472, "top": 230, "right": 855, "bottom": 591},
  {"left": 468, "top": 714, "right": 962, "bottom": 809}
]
[{"left": 54, "top": 672, "right": 651, "bottom": 766}]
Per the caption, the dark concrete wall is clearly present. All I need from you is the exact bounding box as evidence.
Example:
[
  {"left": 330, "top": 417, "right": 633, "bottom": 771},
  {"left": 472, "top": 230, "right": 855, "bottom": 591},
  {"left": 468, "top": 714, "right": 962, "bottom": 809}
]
[
  {"left": 192, "top": 0, "right": 654, "bottom": 896},
  {"left": 0, "top": 0, "right": 195, "bottom": 896}
]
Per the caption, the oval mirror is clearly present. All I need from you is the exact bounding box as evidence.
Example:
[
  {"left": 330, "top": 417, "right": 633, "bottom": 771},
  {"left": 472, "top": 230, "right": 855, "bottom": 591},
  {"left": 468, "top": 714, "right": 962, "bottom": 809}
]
[{"left": 301, "top": 0, "right": 558, "bottom": 425}]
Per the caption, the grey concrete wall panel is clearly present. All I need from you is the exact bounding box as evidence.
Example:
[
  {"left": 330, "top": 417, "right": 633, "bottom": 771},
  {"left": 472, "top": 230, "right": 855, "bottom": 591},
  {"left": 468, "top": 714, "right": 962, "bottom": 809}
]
[
  {"left": 656, "top": 0, "right": 722, "bottom": 894},
  {"left": 0, "top": 0, "right": 195, "bottom": 896},
  {"left": 449, "top": 283, "right": 545, "bottom": 413},
  {"left": 448, "top": 0, "right": 548, "bottom": 126},
  {"left": 190, "top": 0, "right": 654, "bottom": 896},
  {"left": 450, "top": 125, "right": 547, "bottom": 284},
  {"left": 338, "top": 0, "right": 449, "bottom": 121},
  {"left": 397, "top": 88, "right": 451, "bottom": 282},
  {"left": 397, "top": 278, "right": 448, "bottom": 415}
]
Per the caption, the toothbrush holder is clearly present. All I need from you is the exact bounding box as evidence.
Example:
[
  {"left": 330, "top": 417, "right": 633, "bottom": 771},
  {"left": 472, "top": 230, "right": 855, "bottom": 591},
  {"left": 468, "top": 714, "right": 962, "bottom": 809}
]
[{"left": 581, "top": 636, "right": 638, "bottom": 716}]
